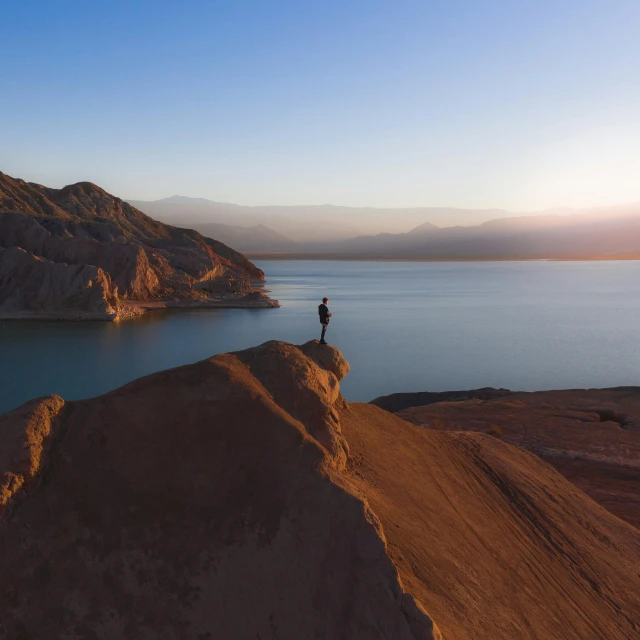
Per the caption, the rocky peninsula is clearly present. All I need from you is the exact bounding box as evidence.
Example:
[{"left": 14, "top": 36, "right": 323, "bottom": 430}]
[
  {"left": 0, "top": 172, "right": 278, "bottom": 320},
  {"left": 0, "top": 341, "right": 638, "bottom": 639}
]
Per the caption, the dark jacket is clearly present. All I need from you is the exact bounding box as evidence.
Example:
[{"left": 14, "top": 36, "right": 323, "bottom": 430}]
[{"left": 318, "top": 303, "right": 330, "bottom": 324}]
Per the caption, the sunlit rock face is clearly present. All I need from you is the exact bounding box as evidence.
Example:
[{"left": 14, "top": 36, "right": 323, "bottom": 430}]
[
  {"left": 0, "top": 172, "right": 277, "bottom": 319},
  {"left": 377, "top": 387, "right": 640, "bottom": 529},
  {"left": 0, "top": 341, "right": 638, "bottom": 640}
]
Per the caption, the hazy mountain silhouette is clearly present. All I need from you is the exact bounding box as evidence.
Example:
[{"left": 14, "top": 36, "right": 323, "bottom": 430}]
[
  {"left": 187, "top": 222, "right": 298, "bottom": 253},
  {"left": 321, "top": 209, "right": 640, "bottom": 259},
  {"left": 130, "top": 195, "right": 640, "bottom": 259},
  {"left": 409, "top": 221, "right": 440, "bottom": 234},
  {"left": 129, "top": 197, "right": 363, "bottom": 243},
  {"left": 129, "top": 196, "right": 516, "bottom": 242}
]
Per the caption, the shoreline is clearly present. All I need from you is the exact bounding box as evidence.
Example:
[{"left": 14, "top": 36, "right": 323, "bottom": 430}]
[
  {"left": 0, "top": 292, "right": 280, "bottom": 322},
  {"left": 248, "top": 253, "right": 640, "bottom": 262},
  {"left": 126, "top": 294, "right": 280, "bottom": 313}
]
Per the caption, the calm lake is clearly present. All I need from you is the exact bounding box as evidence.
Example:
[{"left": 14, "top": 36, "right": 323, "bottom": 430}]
[{"left": 2, "top": 260, "right": 640, "bottom": 414}]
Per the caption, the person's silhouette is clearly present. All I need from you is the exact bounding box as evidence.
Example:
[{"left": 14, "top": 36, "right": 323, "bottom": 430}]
[{"left": 318, "top": 297, "right": 332, "bottom": 344}]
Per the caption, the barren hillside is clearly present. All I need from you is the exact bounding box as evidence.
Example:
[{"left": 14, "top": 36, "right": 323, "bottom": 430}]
[
  {"left": 0, "top": 172, "right": 277, "bottom": 319},
  {"left": 373, "top": 388, "right": 640, "bottom": 529},
  {"left": 0, "top": 342, "right": 638, "bottom": 639}
]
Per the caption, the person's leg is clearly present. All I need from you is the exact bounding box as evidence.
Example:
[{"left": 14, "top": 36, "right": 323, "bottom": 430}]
[{"left": 320, "top": 324, "right": 327, "bottom": 343}]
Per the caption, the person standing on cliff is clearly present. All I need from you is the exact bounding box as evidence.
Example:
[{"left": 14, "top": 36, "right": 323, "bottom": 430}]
[{"left": 318, "top": 297, "right": 332, "bottom": 344}]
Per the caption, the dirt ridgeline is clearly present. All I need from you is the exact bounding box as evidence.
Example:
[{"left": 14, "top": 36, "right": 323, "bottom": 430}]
[
  {"left": 1, "top": 342, "right": 639, "bottom": 639},
  {"left": 376, "top": 388, "right": 640, "bottom": 529}
]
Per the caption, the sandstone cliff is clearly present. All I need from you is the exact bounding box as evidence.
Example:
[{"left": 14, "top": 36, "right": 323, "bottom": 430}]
[
  {"left": 0, "top": 342, "right": 639, "bottom": 639},
  {"left": 0, "top": 172, "right": 278, "bottom": 319}
]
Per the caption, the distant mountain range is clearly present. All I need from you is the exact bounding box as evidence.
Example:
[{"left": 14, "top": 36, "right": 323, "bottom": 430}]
[
  {"left": 307, "top": 211, "right": 640, "bottom": 259},
  {"left": 129, "top": 196, "right": 526, "bottom": 243},
  {"left": 130, "top": 195, "right": 640, "bottom": 259},
  {"left": 184, "top": 222, "right": 298, "bottom": 253},
  {"left": 128, "top": 196, "right": 364, "bottom": 244}
]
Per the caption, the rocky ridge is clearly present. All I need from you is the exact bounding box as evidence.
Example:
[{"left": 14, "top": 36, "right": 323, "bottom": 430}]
[
  {"left": 0, "top": 172, "right": 278, "bottom": 319},
  {"left": 1, "top": 342, "right": 639, "bottom": 639},
  {"left": 373, "top": 387, "right": 640, "bottom": 529}
]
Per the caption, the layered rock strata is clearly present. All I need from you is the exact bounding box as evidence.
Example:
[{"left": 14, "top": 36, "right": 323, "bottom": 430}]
[{"left": 0, "top": 172, "right": 278, "bottom": 319}]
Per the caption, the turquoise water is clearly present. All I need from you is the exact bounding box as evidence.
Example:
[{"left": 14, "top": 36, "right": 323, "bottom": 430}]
[{"left": 2, "top": 260, "right": 640, "bottom": 414}]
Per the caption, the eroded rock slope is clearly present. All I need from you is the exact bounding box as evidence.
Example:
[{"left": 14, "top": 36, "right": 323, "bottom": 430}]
[
  {"left": 0, "top": 172, "right": 277, "bottom": 319},
  {"left": 0, "top": 342, "right": 638, "bottom": 639},
  {"left": 375, "top": 387, "right": 640, "bottom": 529}
]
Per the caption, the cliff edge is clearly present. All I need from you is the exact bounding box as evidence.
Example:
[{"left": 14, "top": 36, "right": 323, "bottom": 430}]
[
  {"left": 1, "top": 342, "right": 638, "bottom": 639},
  {"left": 0, "top": 172, "right": 278, "bottom": 319}
]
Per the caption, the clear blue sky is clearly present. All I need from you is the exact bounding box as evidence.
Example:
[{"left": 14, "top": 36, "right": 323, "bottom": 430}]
[{"left": 2, "top": 0, "right": 640, "bottom": 210}]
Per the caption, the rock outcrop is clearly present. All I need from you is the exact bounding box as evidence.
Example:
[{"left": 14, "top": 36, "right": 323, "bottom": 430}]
[
  {"left": 1, "top": 342, "right": 639, "bottom": 639},
  {"left": 370, "top": 387, "right": 513, "bottom": 413},
  {"left": 0, "top": 246, "right": 120, "bottom": 319},
  {"left": 377, "top": 387, "right": 640, "bottom": 529},
  {"left": 0, "top": 172, "right": 278, "bottom": 319}
]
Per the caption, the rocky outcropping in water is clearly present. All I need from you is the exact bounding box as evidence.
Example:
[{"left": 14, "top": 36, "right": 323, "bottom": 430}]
[
  {"left": 0, "top": 172, "right": 278, "bottom": 319},
  {"left": 1, "top": 341, "right": 639, "bottom": 639}
]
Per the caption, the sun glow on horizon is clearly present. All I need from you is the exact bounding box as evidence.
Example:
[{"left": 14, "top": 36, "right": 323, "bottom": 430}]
[{"left": 2, "top": 0, "right": 640, "bottom": 217}]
